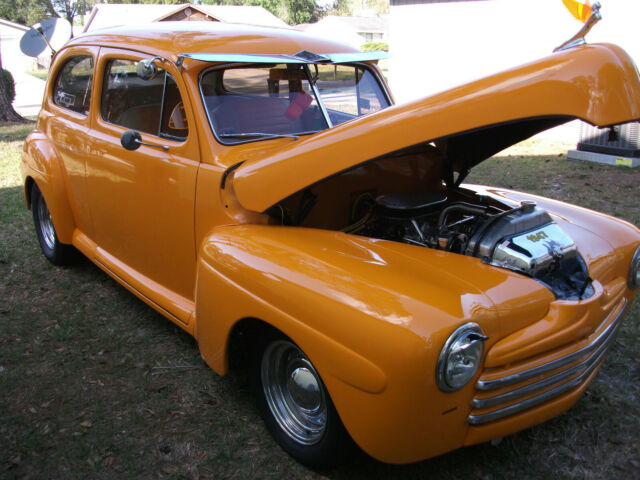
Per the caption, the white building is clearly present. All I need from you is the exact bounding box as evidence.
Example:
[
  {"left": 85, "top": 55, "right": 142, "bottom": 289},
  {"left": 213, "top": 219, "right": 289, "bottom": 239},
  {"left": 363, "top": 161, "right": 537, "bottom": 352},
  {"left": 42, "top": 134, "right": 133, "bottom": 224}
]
[
  {"left": 0, "top": 18, "right": 42, "bottom": 72},
  {"left": 301, "top": 15, "right": 388, "bottom": 48},
  {"left": 389, "top": 0, "right": 640, "bottom": 103}
]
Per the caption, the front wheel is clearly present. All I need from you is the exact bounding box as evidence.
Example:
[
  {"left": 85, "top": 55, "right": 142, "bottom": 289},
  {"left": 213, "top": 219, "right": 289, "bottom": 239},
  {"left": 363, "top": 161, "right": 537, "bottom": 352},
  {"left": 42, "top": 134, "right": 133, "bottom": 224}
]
[
  {"left": 250, "top": 331, "right": 356, "bottom": 468},
  {"left": 31, "top": 183, "right": 77, "bottom": 266}
]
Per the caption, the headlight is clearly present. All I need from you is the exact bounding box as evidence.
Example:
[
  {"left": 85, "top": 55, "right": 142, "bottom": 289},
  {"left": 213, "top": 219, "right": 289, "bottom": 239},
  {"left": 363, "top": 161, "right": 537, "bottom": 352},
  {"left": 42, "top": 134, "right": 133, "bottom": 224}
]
[
  {"left": 436, "top": 323, "right": 487, "bottom": 393},
  {"left": 630, "top": 245, "right": 640, "bottom": 289}
]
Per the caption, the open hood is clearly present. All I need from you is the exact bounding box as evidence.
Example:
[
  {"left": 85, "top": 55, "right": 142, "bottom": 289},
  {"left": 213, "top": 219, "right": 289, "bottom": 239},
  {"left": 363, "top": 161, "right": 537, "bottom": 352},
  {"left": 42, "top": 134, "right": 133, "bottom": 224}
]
[{"left": 231, "top": 43, "right": 640, "bottom": 213}]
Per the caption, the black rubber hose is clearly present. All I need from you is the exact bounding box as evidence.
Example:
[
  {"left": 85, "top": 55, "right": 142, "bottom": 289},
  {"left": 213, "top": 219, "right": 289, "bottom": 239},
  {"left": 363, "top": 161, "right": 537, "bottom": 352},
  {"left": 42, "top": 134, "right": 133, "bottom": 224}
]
[{"left": 438, "top": 202, "right": 489, "bottom": 231}]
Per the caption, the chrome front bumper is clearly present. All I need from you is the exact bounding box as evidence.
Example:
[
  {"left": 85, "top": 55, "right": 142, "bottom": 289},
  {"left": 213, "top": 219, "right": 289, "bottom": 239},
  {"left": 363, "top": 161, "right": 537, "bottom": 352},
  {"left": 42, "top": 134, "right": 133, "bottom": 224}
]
[{"left": 468, "top": 299, "right": 627, "bottom": 426}]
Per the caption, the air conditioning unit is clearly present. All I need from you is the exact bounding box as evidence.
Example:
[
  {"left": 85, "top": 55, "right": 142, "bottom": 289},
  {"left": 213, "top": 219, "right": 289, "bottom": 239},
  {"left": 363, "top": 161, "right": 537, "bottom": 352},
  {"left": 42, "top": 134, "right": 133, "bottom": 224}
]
[
  {"left": 578, "top": 121, "right": 640, "bottom": 156},
  {"left": 567, "top": 121, "right": 640, "bottom": 167}
]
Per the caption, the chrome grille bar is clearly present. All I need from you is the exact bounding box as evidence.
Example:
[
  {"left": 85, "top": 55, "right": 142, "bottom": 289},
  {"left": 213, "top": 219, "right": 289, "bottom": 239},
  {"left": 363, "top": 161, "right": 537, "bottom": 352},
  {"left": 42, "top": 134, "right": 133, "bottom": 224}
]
[
  {"left": 471, "top": 316, "right": 621, "bottom": 409},
  {"left": 468, "top": 299, "right": 627, "bottom": 426},
  {"left": 476, "top": 300, "right": 627, "bottom": 392}
]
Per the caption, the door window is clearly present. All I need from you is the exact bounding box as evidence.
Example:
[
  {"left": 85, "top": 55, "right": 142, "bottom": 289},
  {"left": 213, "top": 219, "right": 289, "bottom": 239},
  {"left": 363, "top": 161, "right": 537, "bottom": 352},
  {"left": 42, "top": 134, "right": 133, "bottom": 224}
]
[
  {"left": 53, "top": 55, "right": 94, "bottom": 115},
  {"left": 100, "top": 59, "right": 188, "bottom": 140}
]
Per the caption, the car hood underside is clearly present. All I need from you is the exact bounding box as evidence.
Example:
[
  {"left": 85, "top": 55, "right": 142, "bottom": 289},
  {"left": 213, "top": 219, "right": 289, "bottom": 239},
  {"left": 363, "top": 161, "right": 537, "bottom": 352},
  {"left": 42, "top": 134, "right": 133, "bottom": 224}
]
[{"left": 229, "top": 43, "right": 640, "bottom": 213}]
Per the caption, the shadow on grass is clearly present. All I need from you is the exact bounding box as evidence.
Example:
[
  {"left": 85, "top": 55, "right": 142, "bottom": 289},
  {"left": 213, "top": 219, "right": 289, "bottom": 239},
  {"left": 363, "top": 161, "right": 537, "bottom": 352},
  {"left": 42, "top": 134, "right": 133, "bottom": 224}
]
[{"left": 0, "top": 120, "right": 36, "bottom": 143}]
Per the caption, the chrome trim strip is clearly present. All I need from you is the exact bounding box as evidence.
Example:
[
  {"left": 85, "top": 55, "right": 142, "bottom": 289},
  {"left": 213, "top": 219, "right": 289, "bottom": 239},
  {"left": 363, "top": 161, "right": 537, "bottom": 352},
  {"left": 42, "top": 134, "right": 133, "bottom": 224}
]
[
  {"left": 468, "top": 335, "right": 612, "bottom": 425},
  {"left": 305, "top": 65, "right": 333, "bottom": 129},
  {"left": 436, "top": 322, "right": 486, "bottom": 393},
  {"left": 476, "top": 300, "right": 627, "bottom": 391},
  {"left": 471, "top": 316, "right": 621, "bottom": 409},
  {"left": 182, "top": 53, "right": 308, "bottom": 64},
  {"left": 180, "top": 51, "right": 389, "bottom": 65},
  {"left": 468, "top": 299, "right": 627, "bottom": 426}
]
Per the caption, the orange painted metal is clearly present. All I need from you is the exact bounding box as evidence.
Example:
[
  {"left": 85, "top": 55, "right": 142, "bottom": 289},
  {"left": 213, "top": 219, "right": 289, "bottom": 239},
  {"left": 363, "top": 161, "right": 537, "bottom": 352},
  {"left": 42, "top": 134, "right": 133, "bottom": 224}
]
[
  {"left": 21, "top": 23, "right": 640, "bottom": 464},
  {"left": 232, "top": 43, "right": 640, "bottom": 213}
]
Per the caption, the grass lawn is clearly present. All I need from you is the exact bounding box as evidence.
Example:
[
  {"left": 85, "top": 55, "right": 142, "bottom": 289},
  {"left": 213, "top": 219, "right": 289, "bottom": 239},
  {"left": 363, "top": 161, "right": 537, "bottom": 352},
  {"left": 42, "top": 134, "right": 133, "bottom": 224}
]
[{"left": 1, "top": 123, "right": 639, "bottom": 478}]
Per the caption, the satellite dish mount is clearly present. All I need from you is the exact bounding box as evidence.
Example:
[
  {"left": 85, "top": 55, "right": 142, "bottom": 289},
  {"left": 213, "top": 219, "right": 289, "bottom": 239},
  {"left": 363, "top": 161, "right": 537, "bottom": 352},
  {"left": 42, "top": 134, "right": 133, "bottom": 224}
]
[{"left": 20, "top": 17, "right": 72, "bottom": 58}]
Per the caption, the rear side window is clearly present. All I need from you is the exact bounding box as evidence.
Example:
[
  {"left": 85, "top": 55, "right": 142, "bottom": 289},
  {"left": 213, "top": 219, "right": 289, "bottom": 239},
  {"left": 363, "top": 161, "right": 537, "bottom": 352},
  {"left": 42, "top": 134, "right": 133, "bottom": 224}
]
[
  {"left": 100, "top": 59, "right": 188, "bottom": 140},
  {"left": 53, "top": 56, "right": 94, "bottom": 115}
]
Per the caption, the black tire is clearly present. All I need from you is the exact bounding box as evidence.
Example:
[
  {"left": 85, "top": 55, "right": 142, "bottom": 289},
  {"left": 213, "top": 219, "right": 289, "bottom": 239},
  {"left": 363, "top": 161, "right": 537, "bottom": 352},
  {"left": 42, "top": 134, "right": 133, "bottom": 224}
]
[
  {"left": 31, "top": 183, "right": 77, "bottom": 266},
  {"left": 249, "top": 328, "right": 356, "bottom": 468}
]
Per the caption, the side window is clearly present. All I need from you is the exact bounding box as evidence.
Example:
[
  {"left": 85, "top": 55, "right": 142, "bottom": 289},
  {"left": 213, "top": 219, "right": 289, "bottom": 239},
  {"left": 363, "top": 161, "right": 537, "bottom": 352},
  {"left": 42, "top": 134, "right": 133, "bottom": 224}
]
[
  {"left": 53, "top": 55, "right": 94, "bottom": 115},
  {"left": 314, "top": 65, "right": 389, "bottom": 125},
  {"left": 100, "top": 59, "right": 188, "bottom": 140}
]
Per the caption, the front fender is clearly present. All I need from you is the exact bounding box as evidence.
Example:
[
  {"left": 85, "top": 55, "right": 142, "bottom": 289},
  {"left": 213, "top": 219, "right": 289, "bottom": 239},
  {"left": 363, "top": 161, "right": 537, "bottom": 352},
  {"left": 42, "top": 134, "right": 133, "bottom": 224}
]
[
  {"left": 22, "top": 131, "right": 75, "bottom": 244},
  {"left": 193, "top": 224, "right": 553, "bottom": 462}
]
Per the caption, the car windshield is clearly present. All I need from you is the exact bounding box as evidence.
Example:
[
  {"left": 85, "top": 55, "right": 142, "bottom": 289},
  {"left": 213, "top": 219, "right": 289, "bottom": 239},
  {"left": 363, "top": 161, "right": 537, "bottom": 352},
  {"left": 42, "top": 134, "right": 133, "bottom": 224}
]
[{"left": 200, "top": 63, "right": 390, "bottom": 144}]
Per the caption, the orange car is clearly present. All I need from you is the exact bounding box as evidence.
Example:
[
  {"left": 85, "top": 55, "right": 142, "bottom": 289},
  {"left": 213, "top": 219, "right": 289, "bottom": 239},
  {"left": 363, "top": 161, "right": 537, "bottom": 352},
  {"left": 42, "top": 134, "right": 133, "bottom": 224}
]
[{"left": 22, "top": 19, "right": 640, "bottom": 467}]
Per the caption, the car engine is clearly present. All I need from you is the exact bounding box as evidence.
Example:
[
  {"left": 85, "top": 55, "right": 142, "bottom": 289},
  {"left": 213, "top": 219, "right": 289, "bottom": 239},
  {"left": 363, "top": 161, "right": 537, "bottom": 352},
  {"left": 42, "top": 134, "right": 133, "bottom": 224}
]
[{"left": 355, "top": 190, "right": 593, "bottom": 300}]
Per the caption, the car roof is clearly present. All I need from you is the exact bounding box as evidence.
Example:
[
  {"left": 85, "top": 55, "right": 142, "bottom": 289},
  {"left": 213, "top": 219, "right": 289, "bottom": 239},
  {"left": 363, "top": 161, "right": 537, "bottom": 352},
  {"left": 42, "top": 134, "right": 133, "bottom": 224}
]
[{"left": 65, "top": 21, "right": 359, "bottom": 61}]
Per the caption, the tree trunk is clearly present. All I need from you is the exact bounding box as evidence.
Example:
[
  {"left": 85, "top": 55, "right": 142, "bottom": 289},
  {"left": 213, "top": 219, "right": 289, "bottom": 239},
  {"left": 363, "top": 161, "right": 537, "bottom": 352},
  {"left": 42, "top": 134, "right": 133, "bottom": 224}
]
[{"left": 0, "top": 38, "right": 27, "bottom": 123}]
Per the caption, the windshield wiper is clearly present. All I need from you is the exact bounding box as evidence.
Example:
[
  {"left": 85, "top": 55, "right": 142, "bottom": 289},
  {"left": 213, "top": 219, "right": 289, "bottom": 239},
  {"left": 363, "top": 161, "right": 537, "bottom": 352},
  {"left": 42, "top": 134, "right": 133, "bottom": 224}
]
[{"left": 219, "top": 132, "right": 300, "bottom": 141}]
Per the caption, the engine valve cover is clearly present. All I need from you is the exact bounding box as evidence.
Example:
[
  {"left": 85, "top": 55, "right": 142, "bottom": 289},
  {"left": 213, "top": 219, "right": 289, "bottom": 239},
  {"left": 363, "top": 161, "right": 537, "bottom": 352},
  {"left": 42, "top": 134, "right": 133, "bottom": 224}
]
[{"left": 490, "top": 223, "right": 577, "bottom": 276}]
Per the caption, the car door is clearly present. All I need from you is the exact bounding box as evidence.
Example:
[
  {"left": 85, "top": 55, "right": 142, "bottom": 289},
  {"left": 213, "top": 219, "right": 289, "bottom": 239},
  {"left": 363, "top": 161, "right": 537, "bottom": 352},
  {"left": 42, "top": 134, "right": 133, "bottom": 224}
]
[
  {"left": 84, "top": 48, "right": 200, "bottom": 324},
  {"left": 45, "top": 47, "right": 99, "bottom": 239}
]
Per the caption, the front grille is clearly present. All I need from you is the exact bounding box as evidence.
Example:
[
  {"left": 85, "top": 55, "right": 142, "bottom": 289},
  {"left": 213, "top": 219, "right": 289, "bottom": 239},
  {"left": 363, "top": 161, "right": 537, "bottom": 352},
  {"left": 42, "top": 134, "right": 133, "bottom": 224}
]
[{"left": 468, "top": 299, "right": 627, "bottom": 426}]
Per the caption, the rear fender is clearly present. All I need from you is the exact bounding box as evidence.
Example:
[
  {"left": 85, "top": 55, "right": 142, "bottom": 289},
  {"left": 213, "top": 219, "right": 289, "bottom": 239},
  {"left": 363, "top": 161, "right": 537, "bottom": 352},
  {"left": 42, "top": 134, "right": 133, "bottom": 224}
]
[{"left": 22, "top": 131, "right": 75, "bottom": 244}]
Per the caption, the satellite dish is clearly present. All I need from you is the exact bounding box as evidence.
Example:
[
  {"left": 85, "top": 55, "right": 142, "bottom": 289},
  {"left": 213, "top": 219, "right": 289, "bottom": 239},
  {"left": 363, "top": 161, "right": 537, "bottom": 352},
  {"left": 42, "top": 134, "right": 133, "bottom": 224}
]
[{"left": 20, "top": 17, "right": 72, "bottom": 57}]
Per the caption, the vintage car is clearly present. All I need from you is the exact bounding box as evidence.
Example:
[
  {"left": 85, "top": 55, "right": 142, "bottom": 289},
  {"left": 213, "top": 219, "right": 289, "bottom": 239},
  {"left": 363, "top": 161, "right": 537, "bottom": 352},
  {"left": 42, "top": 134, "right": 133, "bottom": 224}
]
[{"left": 22, "top": 6, "right": 640, "bottom": 468}]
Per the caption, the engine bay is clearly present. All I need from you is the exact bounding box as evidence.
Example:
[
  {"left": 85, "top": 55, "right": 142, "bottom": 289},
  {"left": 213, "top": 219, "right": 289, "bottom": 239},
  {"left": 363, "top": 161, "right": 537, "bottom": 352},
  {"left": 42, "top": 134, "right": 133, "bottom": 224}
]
[
  {"left": 353, "top": 190, "right": 592, "bottom": 300},
  {"left": 267, "top": 142, "right": 593, "bottom": 300}
]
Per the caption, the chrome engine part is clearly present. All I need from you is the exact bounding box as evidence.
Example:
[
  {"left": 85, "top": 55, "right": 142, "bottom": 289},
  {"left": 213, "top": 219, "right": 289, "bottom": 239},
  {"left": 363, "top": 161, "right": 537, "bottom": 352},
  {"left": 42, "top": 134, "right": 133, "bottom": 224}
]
[
  {"left": 466, "top": 201, "right": 577, "bottom": 277},
  {"left": 489, "top": 223, "right": 577, "bottom": 276}
]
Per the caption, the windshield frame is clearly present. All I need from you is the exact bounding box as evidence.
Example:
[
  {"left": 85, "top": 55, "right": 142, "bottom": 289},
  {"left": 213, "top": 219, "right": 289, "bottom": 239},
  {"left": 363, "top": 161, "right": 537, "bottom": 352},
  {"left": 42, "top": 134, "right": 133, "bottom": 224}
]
[{"left": 198, "top": 61, "right": 392, "bottom": 146}]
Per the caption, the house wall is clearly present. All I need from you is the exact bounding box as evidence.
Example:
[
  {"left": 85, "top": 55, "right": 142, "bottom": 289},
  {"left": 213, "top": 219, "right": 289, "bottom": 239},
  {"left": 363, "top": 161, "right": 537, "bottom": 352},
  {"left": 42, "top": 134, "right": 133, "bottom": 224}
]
[
  {"left": 0, "top": 22, "right": 35, "bottom": 74},
  {"left": 162, "top": 8, "right": 218, "bottom": 22},
  {"left": 389, "top": 0, "right": 640, "bottom": 104}
]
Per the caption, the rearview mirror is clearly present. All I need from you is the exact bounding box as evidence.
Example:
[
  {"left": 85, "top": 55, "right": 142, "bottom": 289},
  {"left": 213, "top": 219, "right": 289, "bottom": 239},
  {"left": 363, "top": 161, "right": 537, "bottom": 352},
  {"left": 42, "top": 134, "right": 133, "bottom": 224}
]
[
  {"left": 120, "top": 129, "right": 169, "bottom": 151},
  {"left": 136, "top": 58, "right": 159, "bottom": 81},
  {"left": 121, "top": 130, "right": 142, "bottom": 151}
]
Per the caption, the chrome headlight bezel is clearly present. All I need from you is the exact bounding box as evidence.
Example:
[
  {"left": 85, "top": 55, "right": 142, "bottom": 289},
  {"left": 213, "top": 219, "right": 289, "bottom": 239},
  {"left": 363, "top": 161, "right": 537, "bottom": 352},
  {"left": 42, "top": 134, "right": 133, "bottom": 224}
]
[
  {"left": 436, "top": 322, "right": 487, "bottom": 393},
  {"left": 629, "top": 245, "right": 640, "bottom": 289}
]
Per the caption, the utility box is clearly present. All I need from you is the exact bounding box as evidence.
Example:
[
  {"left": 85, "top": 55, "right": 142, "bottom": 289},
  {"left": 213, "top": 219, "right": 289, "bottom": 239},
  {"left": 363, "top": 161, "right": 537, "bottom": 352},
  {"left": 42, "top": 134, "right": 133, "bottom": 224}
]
[
  {"left": 578, "top": 121, "right": 640, "bottom": 157},
  {"left": 567, "top": 121, "right": 640, "bottom": 167}
]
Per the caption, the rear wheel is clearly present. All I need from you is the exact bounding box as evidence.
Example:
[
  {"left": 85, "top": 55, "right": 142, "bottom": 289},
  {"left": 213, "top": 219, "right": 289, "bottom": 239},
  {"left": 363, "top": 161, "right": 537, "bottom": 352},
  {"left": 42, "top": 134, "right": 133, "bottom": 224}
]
[
  {"left": 31, "top": 183, "right": 77, "bottom": 266},
  {"left": 250, "top": 330, "right": 355, "bottom": 468}
]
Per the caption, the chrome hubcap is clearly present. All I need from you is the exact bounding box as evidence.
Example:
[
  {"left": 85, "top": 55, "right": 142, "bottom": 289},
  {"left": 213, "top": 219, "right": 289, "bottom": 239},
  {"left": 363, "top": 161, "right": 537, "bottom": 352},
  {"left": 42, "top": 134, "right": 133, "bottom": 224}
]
[
  {"left": 37, "top": 196, "right": 56, "bottom": 251},
  {"left": 261, "top": 340, "right": 327, "bottom": 445}
]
